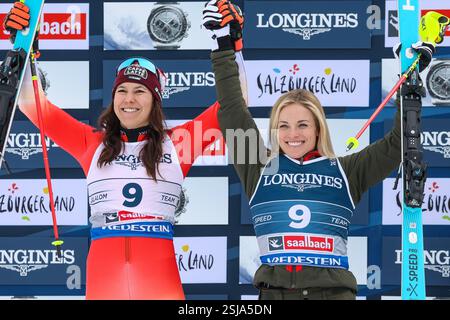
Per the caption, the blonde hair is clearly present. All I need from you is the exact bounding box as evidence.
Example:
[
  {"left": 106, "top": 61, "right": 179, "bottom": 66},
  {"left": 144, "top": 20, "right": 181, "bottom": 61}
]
[{"left": 268, "top": 89, "right": 335, "bottom": 158}]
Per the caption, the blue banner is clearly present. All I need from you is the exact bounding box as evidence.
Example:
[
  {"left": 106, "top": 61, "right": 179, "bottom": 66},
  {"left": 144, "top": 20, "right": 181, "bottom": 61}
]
[
  {"left": 385, "top": 119, "right": 450, "bottom": 167},
  {"left": 243, "top": 1, "right": 372, "bottom": 49},
  {"left": 0, "top": 237, "right": 88, "bottom": 285},
  {"left": 2, "top": 121, "right": 86, "bottom": 169},
  {"left": 103, "top": 60, "right": 217, "bottom": 108},
  {"left": 382, "top": 237, "right": 450, "bottom": 286}
]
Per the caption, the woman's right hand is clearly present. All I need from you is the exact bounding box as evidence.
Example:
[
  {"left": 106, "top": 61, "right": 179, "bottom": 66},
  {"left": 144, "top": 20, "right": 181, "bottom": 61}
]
[
  {"left": 3, "top": 2, "right": 30, "bottom": 42},
  {"left": 202, "top": 0, "right": 244, "bottom": 52}
]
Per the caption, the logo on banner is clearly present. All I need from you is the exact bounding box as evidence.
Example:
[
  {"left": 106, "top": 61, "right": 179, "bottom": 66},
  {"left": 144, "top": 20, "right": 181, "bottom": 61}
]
[
  {"left": 0, "top": 249, "right": 75, "bottom": 277},
  {"left": 6, "top": 133, "right": 58, "bottom": 160},
  {"left": 162, "top": 72, "right": 215, "bottom": 99},
  {"left": 268, "top": 235, "right": 334, "bottom": 252},
  {"left": 0, "top": 182, "right": 76, "bottom": 218},
  {"left": 103, "top": 211, "right": 166, "bottom": 224},
  {"left": 1, "top": 12, "right": 87, "bottom": 41},
  {"left": 395, "top": 249, "right": 450, "bottom": 278},
  {"left": 262, "top": 172, "right": 343, "bottom": 190},
  {"left": 176, "top": 244, "right": 214, "bottom": 272},
  {"left": 39, "top": 12, "right": 87, "bottom": 40},
  {"left": 256, "top": 12, "right": 359, "bottom": 40},
  {"left": 394, "top": 181, "right": 450, "bottom": 222},
  {"left": 256, "top": 64, "right": 357, "bottom": 98},
  {"left": 422, "top": 130, "right": 450, "bottom": 159},
  {"left": 387, "top": 10, "right": 398, "bottom": 37},
  {"left": 387, "top": 9, "right": 450, "bottom": 38},
  {"left": 268, "top": 236, "right": 284, "bottom": 250}
]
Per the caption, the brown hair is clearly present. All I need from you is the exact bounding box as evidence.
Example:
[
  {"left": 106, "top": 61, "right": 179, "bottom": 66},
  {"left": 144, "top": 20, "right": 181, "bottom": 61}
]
[
  {"left": 97, "top": 100, "right": 166, "bottom": 181},
  {"left": 268, "top": 89, "right": 335, "bottom": 158}
]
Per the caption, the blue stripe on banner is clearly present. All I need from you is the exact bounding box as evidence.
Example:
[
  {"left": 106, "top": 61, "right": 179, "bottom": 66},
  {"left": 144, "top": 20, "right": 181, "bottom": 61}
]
[
  {"left": 90, "top": 222, "right": 174, "bottom": 240},
  {"left": 260, "top": 252, "right": 349, "bottom": 269}
]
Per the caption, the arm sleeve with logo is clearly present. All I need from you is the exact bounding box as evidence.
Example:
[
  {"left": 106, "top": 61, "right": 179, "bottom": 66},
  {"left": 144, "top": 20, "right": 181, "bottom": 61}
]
[
  {"left": 211, "top": 49, "right": 268, "bottom": 199},
  {"left": 338, "top": 107, "right": 401, "bottom": 204},
  {"left": 18, "top": 64, "right": 102, "bottom": 174}
]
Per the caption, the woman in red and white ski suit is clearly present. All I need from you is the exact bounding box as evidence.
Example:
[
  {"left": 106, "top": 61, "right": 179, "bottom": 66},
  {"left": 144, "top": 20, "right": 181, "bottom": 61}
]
[
  {"left": 17, "top": 56, "right": 228, "bottom": 299},
  {"left": 15, "top": 49, "right": 238, "bottom": 299},
  {"left": 6, "top": 1, "right": 248, "bottom": 300}
]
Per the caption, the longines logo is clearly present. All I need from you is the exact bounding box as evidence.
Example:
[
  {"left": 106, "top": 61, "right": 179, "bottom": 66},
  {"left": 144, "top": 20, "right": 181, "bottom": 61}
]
[
  {"left": 256, "top": 12, "right": 359, "bottom": 40},
  {"left": 262, "top": 173, "right": 343, "bottom": 191},
  {"left": 421, "top": 131, "right": 450, "bottom": 158},
  {"left": 162, "top": 72, "right": 215, "bottom": 99},
  {"left": 114, "top": 153, "right": 172, "bottom": 170},
  {"left": 6, "top": 133, "right": 58, "bottom": 160},
  {"left": 0, "top": 249, "right": 75, "bottom": 277},
  {"left": 395, "top": 249, "right": 450, "bottom": 278},
  {"left": 114, "top": 154, "right": 143, "bottom": 170}
]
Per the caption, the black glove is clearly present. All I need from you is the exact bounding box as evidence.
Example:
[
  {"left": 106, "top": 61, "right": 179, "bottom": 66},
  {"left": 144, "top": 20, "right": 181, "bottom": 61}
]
[
  {"left": 3, "top": 1, "right": 40, "bottom": 58},
  {"left": 203, "top": 0, "right": 244, "bottom": 51},
  {"left": 393, "top": 41, "right": 435, "bottom": 72}
]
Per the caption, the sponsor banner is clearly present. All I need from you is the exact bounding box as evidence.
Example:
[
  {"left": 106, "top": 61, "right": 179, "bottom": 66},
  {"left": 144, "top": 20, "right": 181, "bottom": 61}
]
[
  {"left": 104, "top": 2, "right": 214, "bottom": 50},
  {"left": 174, "top": 237, "right": 227, "bottom": 284},
  {"left": 0, "top": 61, "right": 89, "bottom": 109},
  {"left": 2, "top": 121, "right": 87, "bottom": 169},
  {"left": 0, "top": 237, "right": 88, "bottom": 285},
  {"left": 166, "top": 120, "right": 227, "bottom": 166},
  {"left": 239, "top": 236, "right": 367, "bottom": 285},
  {"left": 37, "top": 61, "right": 90, "bottom": 109},
  {"left": 0, "top": 179, "right": 87, "bottom": 225},
  {"left": 383, "top": 178, "right": 450, "bottom": 225},
  {"left": 385, "top": 0, "right": 450, "bottom": 48},
  {"left": 175, "top": 177, "right": 229, "bottom": 225},
  {"left": 382, "top": 58, "right": 450, "bottom": 107},
  {"left": 0, "top": 3, "right": 89, "bottom": 50},
  {"left": 385, "top": 118, "right": 450, "bottom": 166},
  {"left": 103, "top": 60, "right": 216, "bottom": 108},
  {"left": 246, "top": 60, "right": 370, "bottom": 107},
  {"left": 347, "top": 237, "right": 368, "bottom": 285},
  {"left": 382, "top": 237, "right": 450, "bottom": 286},
  {"left": 272, "top": 234, "right": 334, "bottom": 252},
  {"left": 244, "top": 1, "right": 372, "bottom": 49}
]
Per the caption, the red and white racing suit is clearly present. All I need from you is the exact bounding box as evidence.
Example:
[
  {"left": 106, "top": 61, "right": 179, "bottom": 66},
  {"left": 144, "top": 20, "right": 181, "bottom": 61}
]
[{"left": 18, "top": 69, "right": 223, "bottom": 299}]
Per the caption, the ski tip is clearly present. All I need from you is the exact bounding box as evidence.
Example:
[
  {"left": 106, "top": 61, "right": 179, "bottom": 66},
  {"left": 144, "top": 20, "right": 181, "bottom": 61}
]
[{"left": 345, "top": 137, "right": 359, "bottom": 152}]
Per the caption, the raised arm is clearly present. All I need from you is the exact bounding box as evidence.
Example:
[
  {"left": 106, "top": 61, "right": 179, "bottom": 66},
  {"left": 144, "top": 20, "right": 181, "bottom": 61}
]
[
  {"left": 203, "top": 0, "right": 269, "bottom": 199},
  {"left": 339, "top": 107, "right": 401, "bottom": 204},
  {"left": 18, "top": 63, "right": 102, "bottom": 174}
]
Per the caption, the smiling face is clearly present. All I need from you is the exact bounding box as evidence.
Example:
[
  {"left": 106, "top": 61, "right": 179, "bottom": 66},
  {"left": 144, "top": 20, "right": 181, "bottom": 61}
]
[
  {"left": 277, "top": 103, "right": 318, "bottom": 159},
  {"left": 113, "top": 82, "right": 154, "bottom": 129}
]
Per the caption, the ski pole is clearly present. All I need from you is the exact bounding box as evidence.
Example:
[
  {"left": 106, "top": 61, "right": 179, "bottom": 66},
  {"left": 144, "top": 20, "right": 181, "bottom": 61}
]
[
  {"left": 29, "top": 51, "right": 63, "bottom": 258},
  {"left": 345, "top": 55, "right": 421, "bottom": 152},
  {"left": 345, "top": 11, "right": 449, "bottom": 152}
]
